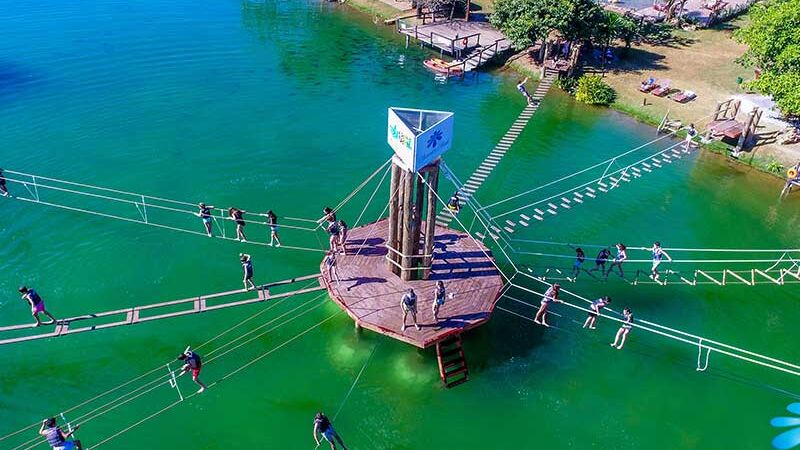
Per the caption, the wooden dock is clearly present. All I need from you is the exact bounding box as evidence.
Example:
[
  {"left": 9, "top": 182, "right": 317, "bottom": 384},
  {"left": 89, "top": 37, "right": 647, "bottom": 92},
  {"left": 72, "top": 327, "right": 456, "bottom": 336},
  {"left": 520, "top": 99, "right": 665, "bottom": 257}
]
[
  {"left": 0, "top": 274, "right": 324, "bottom": 346},
  {"left": 320, "top": 218, "right": 504, "bottom": 349}
]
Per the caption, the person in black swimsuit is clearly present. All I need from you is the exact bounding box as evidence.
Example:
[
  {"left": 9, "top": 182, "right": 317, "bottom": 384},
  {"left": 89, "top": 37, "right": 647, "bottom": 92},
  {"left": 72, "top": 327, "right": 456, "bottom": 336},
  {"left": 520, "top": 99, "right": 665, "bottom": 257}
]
[
  {"left": 240, "top": 253, "right": 256, "bottom": 290},
  {"left": 228, "top": 207, "right": 247, "bottom": 242},
  {"left": 197, "top": 202, "right": 215, "bottom": 237},
  {"left": 265, "top": 210, "right": 281, "bottom": 247}
]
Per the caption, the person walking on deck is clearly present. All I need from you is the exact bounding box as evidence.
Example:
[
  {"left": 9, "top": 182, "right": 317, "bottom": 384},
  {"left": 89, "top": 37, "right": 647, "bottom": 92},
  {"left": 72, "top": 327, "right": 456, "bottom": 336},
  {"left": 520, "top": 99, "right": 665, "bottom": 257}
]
[
  {"left": 240, "top": 253, "right": 256, "bottom": 290},
  {"left": 570, "top": 247, "right": 586, "bottom": 281},
  {"left": 400, "top": 288, "right": 421, "bottom": 331},
  {"left": 19, "top": 286, "right": 56, "bottom": 327},
  {"left": 650, "top": 241, "right": 672, "bottom": 281},
  {"left": 265, "top": 210, "right": 281, "bottom": 247},
  {"left": 583, "top": 296, "right": 611, "bottom": 329},
  {"left": 517, "top": 78, "right": 534, "bottom": 105},
  {"left": 533, "top": 283, "right": 561, "bottom": 327},
  {"left": 338, "top": 219, "right": 348, "bottom": 255},
  {"left": 326, "top": 220, "right": 341, "bottom": 254},
  {"left": 197, "top": 203, "right": 215, "bottom": 237},
  {"left": 178, "top": 346, "right": 207, "bottom": 393},
  {"left": 431, "top": 280, "right": 448, "bottom": 322},
  {"left": 605, "top": 243, "right": 627, "bottom": 280},
  {"left": 0, "top": 168, "right": 10, "bottom": 197},
  {"left": 313, "top": 412, "right": 348, "bottom": 450},
  {"left": 228, "top": 207, "right": 247, "bottom": 242},
  {"left": 588, "top": 248, "right": 611, "bottom": 277},
  {"left": 610, "top": 308, "right": 634, "bottom": 350},
  {"left": 324, "top": 250, "right": 340, "bottom": 286},
  {"left": 40, "top": 417, "right": 82, "bottom": 450}
]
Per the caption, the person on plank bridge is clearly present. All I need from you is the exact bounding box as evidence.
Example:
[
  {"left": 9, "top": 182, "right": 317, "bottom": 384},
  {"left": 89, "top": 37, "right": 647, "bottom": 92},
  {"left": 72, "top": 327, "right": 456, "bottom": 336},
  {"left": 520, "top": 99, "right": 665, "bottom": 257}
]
[
  {"left": 264, "top": 210, "right": 282, "bottom": 247},
  {"left": 583, "top": 296, "right": 611, "bottom": 329},
  {"left": 650, "top": 241, "right": 672, "bottom": 281},
  {"left": 40, "top": 417, "right": 82, "bottom": 450},
  {"left": 534, "top": 283, "right": 562, "bottom": 327},
  {"left": 240, "top": 253, "right": 256, "bottom": 290},
  {"left": 610, "top": 308, "right": 634, "bottom": 350},
  {"left": 178, "top": 346, "right": 207, "bottom": 393},
  {"left": 313, "top": 412, "right": 349, "bottom": 450},
  {"left": 196, "top": 202, "right": 215, "bottom": 237},
  {"left": 19, "top": 286, "right": 57, "bottom": 327},
  {"left": 228, "top": 207, "right": 248, "bottom": 242},
  {"left": 516, "top": 77, "right": 534, "bottom": 105}
]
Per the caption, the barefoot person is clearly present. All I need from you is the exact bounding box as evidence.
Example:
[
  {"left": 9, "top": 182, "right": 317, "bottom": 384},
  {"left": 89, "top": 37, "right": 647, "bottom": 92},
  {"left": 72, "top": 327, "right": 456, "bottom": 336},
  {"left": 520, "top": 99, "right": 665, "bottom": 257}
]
[
  {"left": 197, "top": 203, "right": 215, "bottom": 237},
  {"left": 431, "top": 280, "right": 447, "bottom": 322},
  {"left": 240, "top": 253, "right": 256, "bottom": 290},
  {"left": 447, "top": 192, "right": 460, "bottom": 212},
  {"left": 313, "top": 412, "right": 349, "bottom": 450},
  {"left": 400, "top": 288, "right": 420, "bottom": 331},
  {"left": 533, "top": 283, "right": 562, "bottom": 327},
  {"left": 588, "top": 248, "right": 611, "bottom": 277},
  {"left": 326, "top": 220, "right": 341, "bottom": 254},
  {"left": 324, "top": 250, "right": 340, "bottom": 285},
  {"left": 517, "top": 78, "right": 534, "bottom": 104},
  {"left": 0, "top": 168, "right": 10, "bottom": 197},
  {"left": 583, "top": 296, "right": 611, "bottom": 329},
  {"left": 605, "top": 243, "right": 627, "bottom": 279},
  {"left": 650, "top": 241, "right": 672, "bottom": 281},
  {"left": 685, "top": 123, "right": 698, "bottom": 150},
  {"left": 228, "top": 207, "right": 247, "bottom": 242},
  {"left": 610, "top": 308, "right": 634, "bottom": 350},
  {"left": 265, "top": 210, "right": 281, "bottom": 247},
  {"left": 19, "top": 286, "right": 56, "bottom": 327},
  {"left": 40, "top": 417, "right": 82, "bottom": 450},
  {"left": 178, "top": 346, "right": 207, "bottom": 393},
  {"left": 571, "top": 247, "right": 586, "bottom": 281},
  {"left": 338, "top": 219, "right": 348, "bottom": 255}
]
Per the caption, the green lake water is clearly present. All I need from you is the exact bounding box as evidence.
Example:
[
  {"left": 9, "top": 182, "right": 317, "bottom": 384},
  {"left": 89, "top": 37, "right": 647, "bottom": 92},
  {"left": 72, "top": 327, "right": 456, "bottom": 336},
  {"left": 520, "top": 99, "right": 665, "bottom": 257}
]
[{"left": 1, "top": 1, "right": 799, "bottom": 449}]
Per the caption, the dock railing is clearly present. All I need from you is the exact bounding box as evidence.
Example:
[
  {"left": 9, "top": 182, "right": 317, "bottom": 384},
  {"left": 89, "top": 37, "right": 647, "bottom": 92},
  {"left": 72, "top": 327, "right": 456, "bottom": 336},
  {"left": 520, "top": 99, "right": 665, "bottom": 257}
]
[{"left": 445, "top": 38, "right": 508, "bottom": 77}]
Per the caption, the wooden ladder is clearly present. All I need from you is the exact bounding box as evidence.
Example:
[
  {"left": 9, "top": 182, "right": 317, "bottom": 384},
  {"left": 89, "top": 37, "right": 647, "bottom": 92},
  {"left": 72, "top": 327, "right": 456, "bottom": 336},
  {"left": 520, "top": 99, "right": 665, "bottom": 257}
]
[{"left": 436, "top": 335, "right": 469, "bottom": 388}]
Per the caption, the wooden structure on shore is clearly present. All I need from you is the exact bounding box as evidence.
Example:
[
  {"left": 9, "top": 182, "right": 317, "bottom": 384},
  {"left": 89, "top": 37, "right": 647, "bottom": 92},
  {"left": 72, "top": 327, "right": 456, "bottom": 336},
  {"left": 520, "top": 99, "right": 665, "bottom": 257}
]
[
  {"left": 0, "top": 274, "right": 324, "bottom": 346},
  {"left": 706, "top": 99, "right": 762, "bottom": 155},
  {"left": 321, "top": 108, "right": 505, "bottom": 387}
]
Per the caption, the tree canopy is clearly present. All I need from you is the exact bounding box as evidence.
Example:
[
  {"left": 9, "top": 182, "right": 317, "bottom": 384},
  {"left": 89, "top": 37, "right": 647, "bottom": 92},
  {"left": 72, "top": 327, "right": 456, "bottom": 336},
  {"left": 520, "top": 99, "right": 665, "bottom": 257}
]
[
  {"left": 734, "top": 0, "right": 800, "bottom": 117},
  {"left": 491, "top": 0, "right": 607, "bottom": 48}
]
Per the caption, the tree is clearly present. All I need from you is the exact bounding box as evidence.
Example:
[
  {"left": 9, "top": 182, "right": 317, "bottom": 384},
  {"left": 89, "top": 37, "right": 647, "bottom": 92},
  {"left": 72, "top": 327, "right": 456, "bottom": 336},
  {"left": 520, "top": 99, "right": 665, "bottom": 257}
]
[
  {"left": 734, "top": 0, "right": 800, "bottom": 116},
  {"left": 491, "top": 0, "right": 566, "bottom": 48}
]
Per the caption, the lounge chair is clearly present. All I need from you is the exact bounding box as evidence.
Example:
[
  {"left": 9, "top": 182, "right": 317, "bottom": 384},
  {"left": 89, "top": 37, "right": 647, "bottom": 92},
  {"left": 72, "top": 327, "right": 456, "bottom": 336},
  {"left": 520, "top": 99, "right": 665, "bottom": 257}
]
[
  {"left": 651, "top": 80, "right": 671, "bottom": 96},
  {"left": 672, "top": 90, "right": 697, "bottom": 103},
  {"left": 703, "top": 0, "right": 728, "bottom": 10},
  {"left": 639, "top": 77, "right": 658, "bottom": 92}
]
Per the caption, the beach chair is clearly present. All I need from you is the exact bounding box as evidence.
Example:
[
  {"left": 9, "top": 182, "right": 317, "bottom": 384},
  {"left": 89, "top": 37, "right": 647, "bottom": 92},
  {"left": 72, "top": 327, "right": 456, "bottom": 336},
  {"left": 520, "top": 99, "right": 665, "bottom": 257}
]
[
  {"left": 651, "top": 80, "right": 671, "bottom": 97},
  {"left": 703, "top": 0, "right": 728, "bottom": 10},
  {"left": 672, "top": 90, "right": 697, "bottom": 103},
  {"left": 639, "top": 77, "right": 658, "bottom": 93}
]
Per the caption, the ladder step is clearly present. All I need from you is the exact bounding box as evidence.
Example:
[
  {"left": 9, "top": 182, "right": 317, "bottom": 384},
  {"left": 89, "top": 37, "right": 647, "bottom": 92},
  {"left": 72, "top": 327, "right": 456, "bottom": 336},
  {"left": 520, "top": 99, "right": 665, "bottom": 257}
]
[
  {"left": 445, "top": 375, "right": 470, "bottom": 388},
  {"left": 443, "top": 356, "right": 465, "bottom": 369},
  {"left": 533, "top": 214, "right": 544, "bottom": 221},
  {"left": 519, "top": 220, "right": 529, "bottom": 227},
  {"left": 520, "top": 214, "right": 531, "bottom": 220}
]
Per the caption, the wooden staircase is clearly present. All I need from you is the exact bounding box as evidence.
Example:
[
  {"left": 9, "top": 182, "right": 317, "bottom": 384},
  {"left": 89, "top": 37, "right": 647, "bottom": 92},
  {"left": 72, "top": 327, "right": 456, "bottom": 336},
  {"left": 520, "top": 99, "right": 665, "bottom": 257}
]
[{"left": 436, "top": 334, "right": 469, "bottom": 388}]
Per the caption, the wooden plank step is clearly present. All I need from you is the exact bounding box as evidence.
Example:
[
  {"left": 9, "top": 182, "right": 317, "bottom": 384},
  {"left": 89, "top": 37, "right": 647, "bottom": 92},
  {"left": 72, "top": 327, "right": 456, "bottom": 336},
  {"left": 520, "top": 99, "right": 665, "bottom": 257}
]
[
  {"left": 519, "top": 220, "right": 529, "bottom": 227},
  {"left": 520, "top": 214, "right": 531, "bottom": 220},
  {"left": 503, "top": 227, "right": 515, "bottom": 233},
  {"left": 533, "top": 214, "right": 544, "bottom": 221}
]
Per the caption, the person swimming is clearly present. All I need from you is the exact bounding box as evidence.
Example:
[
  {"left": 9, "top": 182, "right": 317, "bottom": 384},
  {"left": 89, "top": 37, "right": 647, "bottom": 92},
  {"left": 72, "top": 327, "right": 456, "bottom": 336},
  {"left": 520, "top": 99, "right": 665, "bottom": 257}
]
[
  {"left": 605, "top": 243, "right": 627, "bottom": 279},
  {"left": 533, "top": 283, "right": 561, "bottom": 327},
  {"left": 197, "top": 202, "right": 215, "bottom": 237},
  {"left": 583, "top": 296, "right": 611, "bottom": 329},
  {"left": 610, "top": 308, "right": 634, "bottom": 350}
]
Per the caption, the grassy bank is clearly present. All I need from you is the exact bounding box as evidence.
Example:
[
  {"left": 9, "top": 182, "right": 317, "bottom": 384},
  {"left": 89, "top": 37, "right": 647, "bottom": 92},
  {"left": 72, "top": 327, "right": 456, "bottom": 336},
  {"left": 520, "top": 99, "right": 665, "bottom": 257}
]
[{"left": 342, "top": 0, "right": 402, "bottom": 20}]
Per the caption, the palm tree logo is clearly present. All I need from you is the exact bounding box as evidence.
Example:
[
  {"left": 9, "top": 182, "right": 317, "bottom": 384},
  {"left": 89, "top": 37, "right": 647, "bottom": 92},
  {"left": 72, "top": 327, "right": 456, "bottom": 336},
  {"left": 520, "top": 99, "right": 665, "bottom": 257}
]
[
  {"left": 772, "top": 403, "right": 800, "bottom": 449},
  {"left": 426, "top": 130, "right": 443, "bottom": 149},
  {"left": 390, "top": 125, "right": 399, "bottom": 140}
]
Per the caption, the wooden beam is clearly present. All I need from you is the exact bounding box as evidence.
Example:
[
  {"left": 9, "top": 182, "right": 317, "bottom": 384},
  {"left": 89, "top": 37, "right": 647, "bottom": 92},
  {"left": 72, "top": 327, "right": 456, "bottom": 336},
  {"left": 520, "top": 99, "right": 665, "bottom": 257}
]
[
  {"left": 387, "top": 163, "right": 401, "bottom": 274},
  {"left": 401, "top": 169, "right": 416, "bottom": 281},
  {"left": 423, "top": 164, "right": 440, "bottom": 278}
]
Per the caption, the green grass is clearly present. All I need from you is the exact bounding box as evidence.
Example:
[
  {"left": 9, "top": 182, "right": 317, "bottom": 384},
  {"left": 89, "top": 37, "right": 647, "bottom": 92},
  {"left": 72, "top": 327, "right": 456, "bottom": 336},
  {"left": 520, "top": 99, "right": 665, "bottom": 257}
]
[{"left": 343, "top": 0, "right": 403, "bottom": 20}]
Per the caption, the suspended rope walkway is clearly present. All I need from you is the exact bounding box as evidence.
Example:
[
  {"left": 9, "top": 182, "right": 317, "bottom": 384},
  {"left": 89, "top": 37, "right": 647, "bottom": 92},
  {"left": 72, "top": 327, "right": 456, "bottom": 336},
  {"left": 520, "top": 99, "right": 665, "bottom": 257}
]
[{"left": 0, "top": 273, "right": 324, "bottom": 346}]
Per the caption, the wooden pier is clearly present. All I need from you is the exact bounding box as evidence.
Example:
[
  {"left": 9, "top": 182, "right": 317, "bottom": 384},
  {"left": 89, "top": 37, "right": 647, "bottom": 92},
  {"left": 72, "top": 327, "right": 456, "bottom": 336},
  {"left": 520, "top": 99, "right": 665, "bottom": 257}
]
[
  {"left": 0, "top": 274, "right": 324, "bottom": 345},
  {"left": 320, "top": 218, "right": 504, "bottom": 349}
]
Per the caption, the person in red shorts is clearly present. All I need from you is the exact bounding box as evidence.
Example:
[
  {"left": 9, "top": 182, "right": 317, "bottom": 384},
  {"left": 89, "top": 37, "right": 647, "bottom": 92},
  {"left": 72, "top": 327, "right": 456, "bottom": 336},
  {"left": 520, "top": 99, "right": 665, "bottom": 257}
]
[{"left": 178, "top": 346, "right": 207, "bottom": 393}]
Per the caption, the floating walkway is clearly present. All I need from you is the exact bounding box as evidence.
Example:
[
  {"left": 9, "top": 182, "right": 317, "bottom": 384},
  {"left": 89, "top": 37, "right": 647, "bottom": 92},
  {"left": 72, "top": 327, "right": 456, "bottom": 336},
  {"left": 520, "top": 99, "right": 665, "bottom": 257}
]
[
  {"left": 0, "top": 274, "right": 324, "bottom": 346},
  {"left": 436, "top": 73, "right": 556, "bottom": 229}
]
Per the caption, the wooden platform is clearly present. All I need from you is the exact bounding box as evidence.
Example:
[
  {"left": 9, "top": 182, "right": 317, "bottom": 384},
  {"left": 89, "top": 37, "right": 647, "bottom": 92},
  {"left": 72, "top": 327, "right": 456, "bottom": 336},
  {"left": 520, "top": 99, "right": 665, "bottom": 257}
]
[{"left": 321, "top": 218, "right": 504, "bottom": 348}]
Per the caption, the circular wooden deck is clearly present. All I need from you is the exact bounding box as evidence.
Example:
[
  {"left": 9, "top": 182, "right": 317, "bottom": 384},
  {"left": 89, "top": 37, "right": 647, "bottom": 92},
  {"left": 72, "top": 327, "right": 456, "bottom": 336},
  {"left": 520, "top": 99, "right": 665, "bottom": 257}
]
[{"left": 320, "top": 218, "right": 504, "bottom": 348}]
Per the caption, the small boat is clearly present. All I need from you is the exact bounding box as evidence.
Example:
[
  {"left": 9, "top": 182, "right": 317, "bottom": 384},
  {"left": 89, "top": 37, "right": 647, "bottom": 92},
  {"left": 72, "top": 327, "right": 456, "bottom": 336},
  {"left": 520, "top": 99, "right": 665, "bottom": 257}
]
[{"left": 423, "top": 58, "right": 462, "bottom": 75}]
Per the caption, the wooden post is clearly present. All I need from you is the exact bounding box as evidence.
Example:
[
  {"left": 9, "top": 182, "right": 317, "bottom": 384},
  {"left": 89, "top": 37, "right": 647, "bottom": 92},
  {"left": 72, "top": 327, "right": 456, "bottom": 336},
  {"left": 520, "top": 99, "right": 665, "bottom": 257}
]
[
  {"left": 413, "top": 173, "right": 425, "bottom": 256},
  {"left": 387, "top": 163, "right": 402, "bottom": 274},
  {"left": 400, "top": 168, "right": 416, "bottom": 281},
  {"left": 423, "top": 164, "right": 440, "bottom": 279}
]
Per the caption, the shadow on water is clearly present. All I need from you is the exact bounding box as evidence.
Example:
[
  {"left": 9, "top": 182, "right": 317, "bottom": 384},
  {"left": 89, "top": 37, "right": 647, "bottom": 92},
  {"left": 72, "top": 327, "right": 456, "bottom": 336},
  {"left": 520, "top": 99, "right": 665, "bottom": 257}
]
[{"left": 0, "top": 60, "right": 42, "bottom": 102}]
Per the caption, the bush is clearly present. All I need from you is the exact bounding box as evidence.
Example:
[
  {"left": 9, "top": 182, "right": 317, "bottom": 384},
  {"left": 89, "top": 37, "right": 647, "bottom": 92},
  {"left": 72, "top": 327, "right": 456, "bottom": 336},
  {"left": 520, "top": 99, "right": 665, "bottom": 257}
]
[
  {"left": 574, "top": 75, "right": 617, "bottom": 105},
  {"left": 556, "top": 76, "right": 578, "bottom": 93}
]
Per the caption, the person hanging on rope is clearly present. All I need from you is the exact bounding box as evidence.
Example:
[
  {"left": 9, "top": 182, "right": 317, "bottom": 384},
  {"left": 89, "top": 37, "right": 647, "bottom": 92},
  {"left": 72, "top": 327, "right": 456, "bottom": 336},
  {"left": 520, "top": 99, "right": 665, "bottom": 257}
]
[
  {"left": 313, "top": 412, "right": 349, "bottom": 450},
  {"left": 178, "top": 346, "right": 206, "bottom": 393},
  {"left": 324, "top": 250, "right": 340, "bottom": 286},
  {"left": 534, "top": 283, "right": 561, "bottom": 327},
  {"left": 19, "top": 286, "right": 57, "bottom": 327},
  {"left": 240, "top": 253, "right": 256, "bottom": 290},
  {"left": 605, "top": 243, "right": 628, "bottom": 280},
  {"left": 400, "top": 288, "right": 421, "bottom": 331},
  {"left": 431, "top": 280, "right": 448, "bottom": 323},
  {"left": 684, "top": 123, "right": 698, "bottom": 151},
  {"left": 588, "top": 247, "right": 611, "bottom": 277},
  {"left": 516, "top": 77, "right": 534, "bottom": 105},
  {"left": 228, "top": 207, "right": 248, "bottom": 242},
  {"left": 196, "top": 202, "right": 215, "bottom": 237},
  {"left": 610, "top": 308, "right": 634, "bottom": 350},
  {"left": 650, "top": 241, "right": 672, "bottom": 281},
  {"left": 265, "top": 210, "right": 282, "bottom": 247},
  {"left": 583, "top": 296, "right": 611, "bottom": 329},
  {"left": 570, "top": 247, "right": 586, "bottom": 281},
  {"left": 0, "top": 168, "right": 10, "bottom": 197},
  {"left": 338, "top": 219, "right": 348, "bottom": 255},
  {"left": 447, "top": 192, "right": 460, "bottom": 212},
  {"left": 40, "top": 417, "right": 82, "bottom": 450}
]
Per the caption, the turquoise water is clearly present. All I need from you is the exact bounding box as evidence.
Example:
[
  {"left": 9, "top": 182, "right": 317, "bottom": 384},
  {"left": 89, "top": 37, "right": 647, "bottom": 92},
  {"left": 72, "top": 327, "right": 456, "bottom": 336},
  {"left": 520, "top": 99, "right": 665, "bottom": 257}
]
[{"left": 2, "top": 1, "right": 800, "bottom": 449}]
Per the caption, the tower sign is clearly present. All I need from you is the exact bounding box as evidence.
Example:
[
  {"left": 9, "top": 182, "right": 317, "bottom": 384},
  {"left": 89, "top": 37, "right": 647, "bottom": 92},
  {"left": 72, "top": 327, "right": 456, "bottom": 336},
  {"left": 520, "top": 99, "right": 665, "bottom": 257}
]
[{"left": 387, "top": 107, "right": 454, "bottom": 173}]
